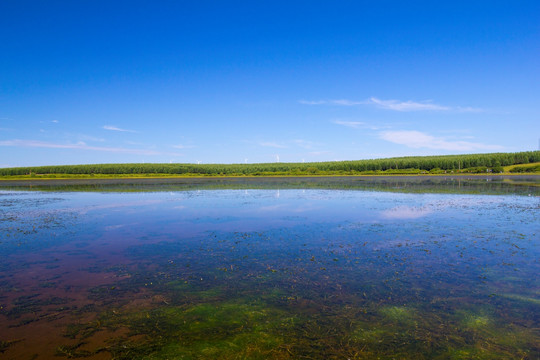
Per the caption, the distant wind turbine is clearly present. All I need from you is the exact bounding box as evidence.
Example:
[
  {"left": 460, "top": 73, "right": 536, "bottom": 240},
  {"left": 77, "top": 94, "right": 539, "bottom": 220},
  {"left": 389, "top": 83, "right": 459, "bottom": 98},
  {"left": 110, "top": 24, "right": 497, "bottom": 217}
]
[{"left": 276, "top": 155, "right": 280, "bottom": 162}]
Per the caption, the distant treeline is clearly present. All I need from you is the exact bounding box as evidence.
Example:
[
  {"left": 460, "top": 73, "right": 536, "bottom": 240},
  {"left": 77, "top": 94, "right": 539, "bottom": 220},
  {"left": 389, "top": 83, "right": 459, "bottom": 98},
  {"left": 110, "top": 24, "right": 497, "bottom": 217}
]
[{"left": 1, "top": 151, "right": 539, "bottom": 177}]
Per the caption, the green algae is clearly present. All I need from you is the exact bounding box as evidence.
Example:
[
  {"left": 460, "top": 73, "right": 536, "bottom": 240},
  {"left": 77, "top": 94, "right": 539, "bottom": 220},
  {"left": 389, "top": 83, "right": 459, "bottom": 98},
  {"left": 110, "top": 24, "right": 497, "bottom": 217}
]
[
  {"left": 378, "top": 305, "right": 416, "bottom": 323},
  {"left": 90, "top": 299, "right": 297, "bottom": 359},
  {"left": 55, "top": 273, "right": 540, "bottom": 360},
  {"left": 462, "top": 314, "right": 491, "bottom": 329}
]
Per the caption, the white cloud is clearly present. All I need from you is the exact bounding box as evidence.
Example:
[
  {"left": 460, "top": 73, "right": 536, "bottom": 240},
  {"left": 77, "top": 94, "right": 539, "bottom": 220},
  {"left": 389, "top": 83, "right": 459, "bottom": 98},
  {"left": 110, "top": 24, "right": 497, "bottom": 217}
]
[
  {"left": 0, "top": 139, "right": 183, "bottom": 156},
  {"left": 103, "top": 125, "right": 137, "bottom": 133},
  {"left": 300, "top": 97, "right": 484, "bottom": 112},
  {"left": 172, "top": 144, "right": 195, "bottom": 149},
  {"left": 367, "top": 97, "right": 450, "bottom": 111},
  {"left": 259, "top": 141, "right": 288, "bottom": 148},
  {"left": 379, "top": 130, "right": 502, "bottom": 151},
  {"left": 330, "top": 99, "right": 364, "bottom": 106},
  {"left": 52, "top": 119, "right": 59, "bottom": 123},
  {"left": 333, "top": 120, "right": 366, "bottom": 128},
  {"left": 298, "top": 100, "right": 328, "bottom": 105},
  {"left": 332, "top": 120, "right": 384, "bottom": 130}
]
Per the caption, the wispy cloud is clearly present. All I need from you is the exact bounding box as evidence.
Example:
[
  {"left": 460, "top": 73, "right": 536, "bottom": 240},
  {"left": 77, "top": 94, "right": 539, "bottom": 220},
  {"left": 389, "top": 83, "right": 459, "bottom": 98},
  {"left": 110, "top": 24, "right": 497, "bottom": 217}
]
[
  {"left": 103, "top": 125, "right": 138, "bottom": 133},
  {"left": 259, "top": 141, "right": 288, "bottom": 148},
  {"left": 300, "top": 97, "right": 483, "bottom": 112},
  {"left": 52, "top": 119, "right": 59, "bottom": 123},
  {"left": 298, "top": 100, "right": 328, "bottom": 105},
  {"left": 330, "top": 99, "right": 364, "bottom": 106},
  {"left": 0, "top": 139, "right": 183, "bottom": 156},
  {"left": 367, "top": 97, "right": 450, "bottom": 111},
  {"left": 332, "top": 120, "right": 384, "bottom": 130},
  {"left": 172, "top": 144, "right": 195, "bottom": 149},
  {"left": 379, "top": 130, "right": 502, "bottom": 151},
  {"left": 333, "top": 120, "right": 366, "bottom": 128}
]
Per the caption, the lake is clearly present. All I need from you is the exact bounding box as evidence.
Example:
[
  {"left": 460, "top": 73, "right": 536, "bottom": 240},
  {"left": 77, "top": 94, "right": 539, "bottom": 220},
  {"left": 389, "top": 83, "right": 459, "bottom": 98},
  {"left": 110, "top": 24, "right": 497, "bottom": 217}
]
[{"left": 0, "top": 176, "right": 539, "bottom": 359}]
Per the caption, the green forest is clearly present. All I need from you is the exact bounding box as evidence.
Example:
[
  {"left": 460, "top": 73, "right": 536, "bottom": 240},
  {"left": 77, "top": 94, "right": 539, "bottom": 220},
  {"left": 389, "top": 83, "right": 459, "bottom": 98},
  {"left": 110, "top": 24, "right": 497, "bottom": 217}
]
[{"left": 1, "top": 151, "right": 539, "bottom": 178}]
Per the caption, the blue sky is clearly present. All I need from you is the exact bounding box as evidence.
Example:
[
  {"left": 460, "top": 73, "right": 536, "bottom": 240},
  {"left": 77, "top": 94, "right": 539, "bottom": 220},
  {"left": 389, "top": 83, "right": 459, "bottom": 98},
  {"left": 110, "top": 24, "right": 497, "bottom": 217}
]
[{"left": 1, "top": 1, "right": 539, "bottom": 167}]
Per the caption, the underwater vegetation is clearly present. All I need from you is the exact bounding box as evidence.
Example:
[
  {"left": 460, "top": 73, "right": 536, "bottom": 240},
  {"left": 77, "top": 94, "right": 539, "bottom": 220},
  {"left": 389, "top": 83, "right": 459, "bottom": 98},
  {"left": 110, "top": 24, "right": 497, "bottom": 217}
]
[
  {"left": 0, "top": 185, "right": 538, "bottom": 359},
  {"left": 48, "top": 221, "right": 539, "bottom": 359}
]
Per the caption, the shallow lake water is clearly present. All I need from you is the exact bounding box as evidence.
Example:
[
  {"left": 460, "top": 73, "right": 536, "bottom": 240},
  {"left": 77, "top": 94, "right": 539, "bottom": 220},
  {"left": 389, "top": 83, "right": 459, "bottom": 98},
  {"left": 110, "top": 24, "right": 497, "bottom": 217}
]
[{"left": 0, "top": 177, "right": 539, "bottom": 359}]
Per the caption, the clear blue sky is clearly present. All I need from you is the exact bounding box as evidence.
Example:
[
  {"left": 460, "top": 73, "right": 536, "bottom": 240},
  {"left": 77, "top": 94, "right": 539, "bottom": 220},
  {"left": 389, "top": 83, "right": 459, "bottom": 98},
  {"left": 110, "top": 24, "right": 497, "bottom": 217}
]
[{"left": 1, "top": 1, "right": 539, "bottom": 167}]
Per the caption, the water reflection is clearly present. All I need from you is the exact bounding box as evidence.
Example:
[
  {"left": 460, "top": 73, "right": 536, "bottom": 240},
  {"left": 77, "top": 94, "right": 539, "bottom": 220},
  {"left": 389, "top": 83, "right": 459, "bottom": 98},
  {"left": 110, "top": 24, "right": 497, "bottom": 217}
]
[
  {"left": 380, "top": 205, "right": 432, "bottom": 219},
  {"left": 1, "top": 175, "right": 539, "bottom": 195}
]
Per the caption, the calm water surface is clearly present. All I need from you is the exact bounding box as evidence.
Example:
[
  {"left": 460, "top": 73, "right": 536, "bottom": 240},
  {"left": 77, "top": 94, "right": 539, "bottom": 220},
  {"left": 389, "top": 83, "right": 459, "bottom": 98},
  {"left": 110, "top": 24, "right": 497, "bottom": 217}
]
[{"left": 0, "top": 179, "right": 539, "bottom": 359}]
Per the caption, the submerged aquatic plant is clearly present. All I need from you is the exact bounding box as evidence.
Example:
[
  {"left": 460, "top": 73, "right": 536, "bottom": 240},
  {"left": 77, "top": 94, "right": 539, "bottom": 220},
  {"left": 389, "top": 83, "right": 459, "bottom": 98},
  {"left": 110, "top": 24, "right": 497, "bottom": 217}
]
[{"left": 1, "top": 187, "right": 538, "bottom": 359}]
